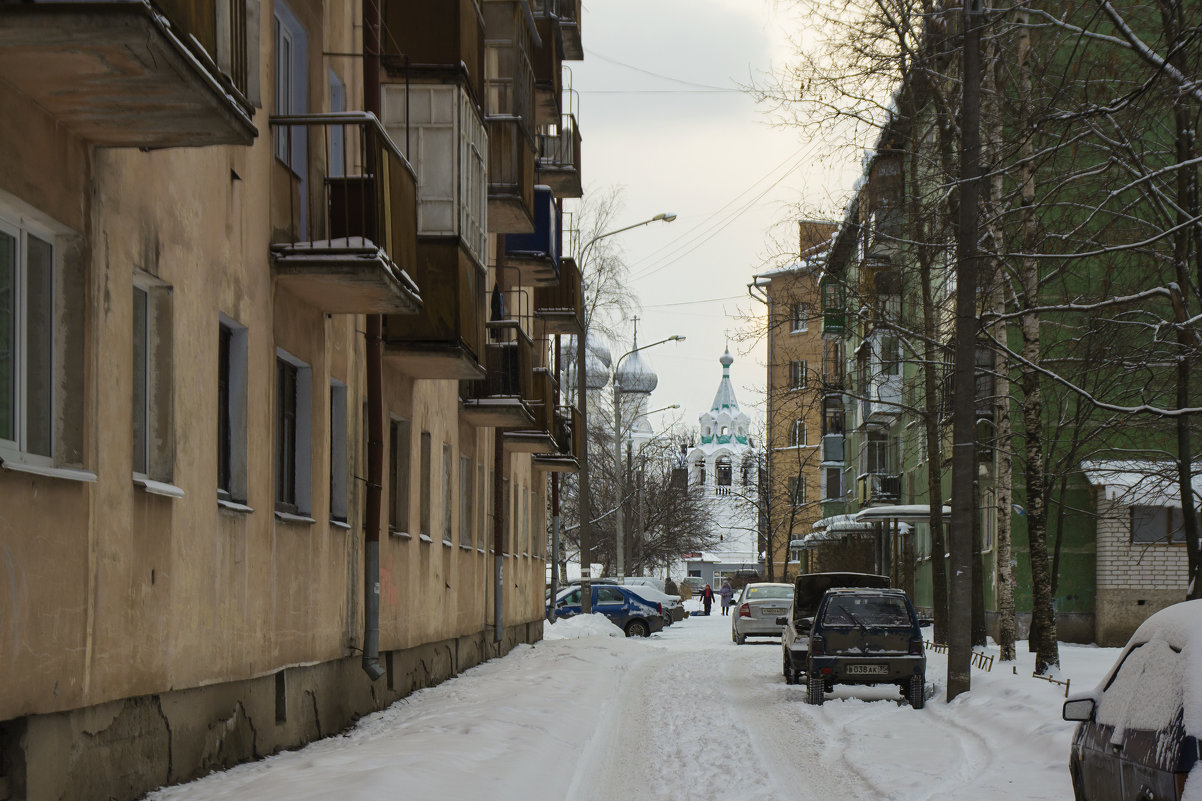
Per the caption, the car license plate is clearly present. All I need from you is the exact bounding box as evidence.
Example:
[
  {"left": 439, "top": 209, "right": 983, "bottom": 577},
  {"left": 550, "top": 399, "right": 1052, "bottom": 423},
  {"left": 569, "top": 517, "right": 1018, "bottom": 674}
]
[
  {"left": 847, "top": 664, "right": 887, "bottom": 675},
  {"left": 762, "top": 607, "right": 786, "bottom": 615}
]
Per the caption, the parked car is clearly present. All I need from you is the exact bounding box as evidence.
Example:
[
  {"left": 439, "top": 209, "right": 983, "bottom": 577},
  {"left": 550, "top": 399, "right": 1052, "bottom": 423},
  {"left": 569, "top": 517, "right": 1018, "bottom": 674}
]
[
  {"left": 1062, "top": 599, "right": 1202, "bottom": 801},
  {"left": 804, "top": 587, "right": 927, "bottom": 708},
  {"left": 548, "top": 579, "right": 680, "bottom": 626},
  {"left": 548, "top": 584, "right": 665, "bottom": 637},
  {"left": 731, "top": 583, "right": 794, "bottom": 644},
  {"left": 780, "top": 572, "right": 890, "bottom": 685}
]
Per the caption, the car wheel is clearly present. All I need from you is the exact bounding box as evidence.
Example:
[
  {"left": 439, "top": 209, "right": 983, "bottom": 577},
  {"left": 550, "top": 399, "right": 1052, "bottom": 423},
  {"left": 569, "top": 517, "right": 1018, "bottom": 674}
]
[
  {"left": 625, "top": 619, "right": 650, "bottom": 638},
  {"left": 807, "top": 675, "right": 824, "bottom": 705},
  {"left": 908, "top": 674, "right": 925, "bottom": 709},
  {"left": 783, "top": 655, "right": 796, "bottom": 684},
  {"left": 735, "top": 631, "right": 746, "bottom": 645}
]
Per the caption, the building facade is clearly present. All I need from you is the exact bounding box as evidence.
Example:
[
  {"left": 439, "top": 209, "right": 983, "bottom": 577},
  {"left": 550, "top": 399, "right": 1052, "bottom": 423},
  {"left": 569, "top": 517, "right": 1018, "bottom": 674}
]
[
  {"left": 0, "top": 1, "right": 585, "bottom": 799},
  {"left": 755, "top": 221, "right": 837, "bottom": 582}
]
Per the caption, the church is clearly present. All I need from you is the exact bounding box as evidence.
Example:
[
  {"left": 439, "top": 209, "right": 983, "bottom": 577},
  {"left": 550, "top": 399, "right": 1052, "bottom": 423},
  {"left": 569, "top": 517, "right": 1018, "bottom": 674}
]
[{"left": 682, "top": 349, "right": 764, "bottom": 588}]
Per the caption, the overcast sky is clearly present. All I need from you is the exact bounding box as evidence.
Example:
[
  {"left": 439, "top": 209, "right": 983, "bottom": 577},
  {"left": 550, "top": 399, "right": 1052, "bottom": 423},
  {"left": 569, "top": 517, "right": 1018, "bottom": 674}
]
[{"left": 567, "top": 0, "right": 861, "bottom": 440}]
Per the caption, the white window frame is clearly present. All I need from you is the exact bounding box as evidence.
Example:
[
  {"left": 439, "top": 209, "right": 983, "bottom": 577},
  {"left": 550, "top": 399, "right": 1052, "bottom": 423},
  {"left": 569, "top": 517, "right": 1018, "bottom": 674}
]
[
  {"left": 442, "top": 442, "right": 454, "bottom": 546},
  {"left": 460, "top": 454, "right": 473, "bottom": 549},
  {"left": 791, "top": 302, "right": 809, "bottom": 333},
  {"left": 132, "top": 272, "right": 175, "bottom": 489},
  {"left": 791, "top": 419, "right": 806, "bottom": 448},
  {"left": 790, "top": 359, "right": 807, "bottom": 390}
]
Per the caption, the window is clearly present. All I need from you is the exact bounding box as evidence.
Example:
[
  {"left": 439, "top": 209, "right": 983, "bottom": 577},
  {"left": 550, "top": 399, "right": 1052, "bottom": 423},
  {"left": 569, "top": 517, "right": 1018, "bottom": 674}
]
[
  {"left": 218, "top": 317, "right": 248, "bottom": 502},
  {"left": 742, "top": 458, "right": 755, "bottom": 485},
  {"left": 789, "top": 475, "right": 806, "bottom": 506},
  {"left": 824, "top": 467, "right": 842, "bottom": 499},
  {"left": 791, "top": 302, "right": 809, "bottom": 333},
  {"left": 478, "top": 463, "right": 487, "bottom": 549},
  {"left": 274, "top": 351, "right": 312, "bottom": 516},
  {"left": 716, "top": 456, "right": 732, "bottom": 487},
  {"left": 420, "top": 431, "right": 432, "bottom": 537},
  {"left": 132, "top": 277, "right": 173, "bottom": 484},
  {"left": 442, "top": 443, "right": 454, "bottom": 544},
  {"left": 1131, "top": 506, "right": 1186, "bottom": 544},
  {"left": 791, "top": 419, "right": 806, "bottom": 448},
  {"left": 460, "top": 455, "right": 473, "bottom": 547},
  {"left": 328, "top": 69, "right": 346, "bottom": 177},
  {"left": 389, "top": 418, "right": 411, "bottom": 533},
  {"left": 695, "top": 459, "right": 706, "bottom": 485},
  {"left": 0, "top": 207, "right": 84, "bottom": 468},
  {"left": 272, "top": 1, "right": 308, "bottom": 169},
  {"left": 790, "top": 360, "right": 807, "bottom": 390},
  {"left": 329, "top": 381, "right": 348, "bottom": 523},
  {"left": 880, "top": 334, "right": 900, "bottom": 376}
]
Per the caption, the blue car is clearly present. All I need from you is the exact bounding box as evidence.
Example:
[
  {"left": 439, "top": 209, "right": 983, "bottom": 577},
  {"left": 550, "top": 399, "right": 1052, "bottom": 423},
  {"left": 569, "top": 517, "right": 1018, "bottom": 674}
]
[{"left": 549, "top": 584, "right": 665, "bottom": 637}]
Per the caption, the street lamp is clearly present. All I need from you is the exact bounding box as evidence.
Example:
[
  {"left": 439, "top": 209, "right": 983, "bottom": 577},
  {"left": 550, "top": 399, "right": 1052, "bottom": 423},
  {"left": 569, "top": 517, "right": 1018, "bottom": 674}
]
[
  {"left": 571, "top": 213, "right": 677, "bottom": 613},
  {"left": 613, "top": 335, "right": 685, "bottom": 578}
]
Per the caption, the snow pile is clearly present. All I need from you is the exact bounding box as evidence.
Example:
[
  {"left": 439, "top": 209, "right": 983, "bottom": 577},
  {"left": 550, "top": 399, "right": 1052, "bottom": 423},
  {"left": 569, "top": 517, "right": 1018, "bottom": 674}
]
[{"left": 543, "top": 612, "right": 626, "bottom": 639}]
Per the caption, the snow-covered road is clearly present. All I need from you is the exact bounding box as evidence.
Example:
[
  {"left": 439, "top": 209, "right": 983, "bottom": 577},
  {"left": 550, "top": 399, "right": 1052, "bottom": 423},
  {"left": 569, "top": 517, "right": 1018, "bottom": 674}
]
[{"left": 147, "top": 604, "right": 1118, "bottom": 801}]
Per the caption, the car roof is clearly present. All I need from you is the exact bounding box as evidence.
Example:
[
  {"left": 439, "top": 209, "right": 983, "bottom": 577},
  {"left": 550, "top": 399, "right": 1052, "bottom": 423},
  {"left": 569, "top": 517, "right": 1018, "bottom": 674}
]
[
  {"left": 824, "top": 587, "right": 908, "bottom": 598},
  {"left": 743, "top": 583, "right": 793, "bottom": 589}
]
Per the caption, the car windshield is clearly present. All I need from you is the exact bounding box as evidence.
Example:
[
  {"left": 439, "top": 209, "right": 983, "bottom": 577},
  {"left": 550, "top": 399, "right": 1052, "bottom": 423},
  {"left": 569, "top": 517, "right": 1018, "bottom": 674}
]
[
  {"left": 1096, "top": 640, "right": 1184, "bottom": 732},
  {"left": 746, "top": 586, "right": 793, "bottom": 600},
  {"left": 822, "top": 595, "right": 912, "bottom": 627}
]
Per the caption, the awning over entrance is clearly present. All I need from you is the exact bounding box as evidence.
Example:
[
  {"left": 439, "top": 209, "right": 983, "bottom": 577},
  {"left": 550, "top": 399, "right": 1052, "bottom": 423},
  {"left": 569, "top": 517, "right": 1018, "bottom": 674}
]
[
  {"left": 854, "top": 505, "right": 950, "bottom": 523},
  {"left": 1082, "top": 460, "right": 1202, "bottom": 508}
]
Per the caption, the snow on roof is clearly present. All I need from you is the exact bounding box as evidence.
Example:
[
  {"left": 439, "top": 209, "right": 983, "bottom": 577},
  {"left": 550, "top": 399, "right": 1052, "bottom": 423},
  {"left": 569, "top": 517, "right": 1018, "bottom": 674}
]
[
  {"left": 1081, "top": 460, "right": 1202, "bottom": 508},
  {"left": 854, "top": 505, "right": 949, "bottom": 522},
  {"left": 812, "top": 514, "right": 875, "bottom": 533}
]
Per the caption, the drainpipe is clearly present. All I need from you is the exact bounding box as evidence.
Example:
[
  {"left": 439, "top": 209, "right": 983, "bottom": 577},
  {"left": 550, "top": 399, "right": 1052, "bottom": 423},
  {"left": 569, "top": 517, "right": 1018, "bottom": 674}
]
[
  {"left": 361, "top": 0, "right": 385, "bottom": 682},
  {"left": 493, "top": 256, "right": 508, "bottom": 644}
]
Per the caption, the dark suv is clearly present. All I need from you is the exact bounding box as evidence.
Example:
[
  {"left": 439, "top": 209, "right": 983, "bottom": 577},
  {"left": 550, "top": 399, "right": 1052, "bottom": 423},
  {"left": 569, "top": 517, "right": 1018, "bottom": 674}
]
[
  {"left": 780, "top": 572, "right": 890, "bottom": 685},
  {"left": 805, "top": 587, "right": 927, "bottom": 708}
]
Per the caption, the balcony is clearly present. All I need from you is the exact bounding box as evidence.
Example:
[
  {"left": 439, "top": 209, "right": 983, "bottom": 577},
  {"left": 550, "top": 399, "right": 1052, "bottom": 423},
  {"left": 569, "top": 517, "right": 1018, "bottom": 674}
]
[
  {"left": 382, "top": 0, "right": 486, "bottom": 102},
  {"left": 558, "top": 0, "right": 583, "bottom": 60},
  {"left": 534, "top": 257, "right": 584, "bottom": 335},
  {"left": 534, "top": 405, "right": 582, "bottom": 472},
  {"left": 382, "top": 242, "right": 486, "bottom": 380},
  {"left": 532, "top": 15, "right": 563, "bottom": 126},
  {"left": 858, "top": 473, "right": 902, "bottom": 505},
  {"left": 270, "top": 114, "right": 421, "bottom": 314},
  {"left": 822, "top": 434, "right": 845, "bottom": 464},
  {"left": 461, "top": 321, "right": 536, "bottom": 428},
  {"left": 537, "top": 114, "right": 583, "bottom": 198},
  {"left": 0, "top": 1, "right": 255, "bottom": 148},
  {"left": 488, "top": 116, "right": 537, "bottom": 233},
  {"left": 861, "top": 256, "right": 900, "bottom": 297},
  {"left": 504, "top": 186, "right": 561, "bottom": 285},
  {"left": 505, "top": 367, "right": 557, "bottom": 452}
]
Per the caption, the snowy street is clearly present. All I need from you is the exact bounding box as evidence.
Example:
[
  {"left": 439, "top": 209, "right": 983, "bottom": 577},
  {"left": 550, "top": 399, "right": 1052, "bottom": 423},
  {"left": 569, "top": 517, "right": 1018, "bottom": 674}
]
[{"left": 148, "top": 604, "right": 1118, "bottom": 801}]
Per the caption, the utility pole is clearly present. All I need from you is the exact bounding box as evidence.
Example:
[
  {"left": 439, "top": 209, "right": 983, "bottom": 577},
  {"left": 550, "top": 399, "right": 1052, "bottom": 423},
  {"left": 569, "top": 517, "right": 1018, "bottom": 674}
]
[{"left": 948, "top": 0, "right": 982, "bottom": 700}]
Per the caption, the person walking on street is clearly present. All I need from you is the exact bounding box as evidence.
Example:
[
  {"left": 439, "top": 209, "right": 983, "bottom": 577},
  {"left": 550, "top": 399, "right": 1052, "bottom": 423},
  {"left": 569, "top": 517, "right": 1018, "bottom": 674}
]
[
  {"left": 701, "top": 584, "right": 714, "bottom": 616},
  {"left": 719, "top": 580, "right": 735, "bottom": 616}
]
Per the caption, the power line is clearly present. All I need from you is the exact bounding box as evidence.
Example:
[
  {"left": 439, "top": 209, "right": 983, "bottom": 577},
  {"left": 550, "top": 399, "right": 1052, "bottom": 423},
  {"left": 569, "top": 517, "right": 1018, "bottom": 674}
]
[{"left": 584, "top": 48, "right": 738, "bottom": 92}]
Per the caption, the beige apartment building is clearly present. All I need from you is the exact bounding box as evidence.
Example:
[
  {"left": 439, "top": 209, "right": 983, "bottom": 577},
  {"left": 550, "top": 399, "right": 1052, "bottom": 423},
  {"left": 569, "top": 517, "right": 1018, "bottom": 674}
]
[
  {"left": 753, "top": 222, "right": 837, "bottom": 581},
  {"left": 0, "top": 2, "right": 583, "bottom": 799}
]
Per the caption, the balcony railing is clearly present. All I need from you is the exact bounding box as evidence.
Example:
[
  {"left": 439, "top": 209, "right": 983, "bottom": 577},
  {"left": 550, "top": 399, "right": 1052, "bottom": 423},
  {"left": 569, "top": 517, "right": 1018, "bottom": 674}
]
[
  {"left": 484, "top": 2, "right": 535, "bottom": 123},
  {"left": 0, "top": 0, "right": 255, "bottom": 148},
  {"left": 382, "top": 0, "right": 485, "bottom": 100},
  {"left": 488, "top": 116, "right": 537, "bottom": 232},
  {"left": 858, "top": 473, "right": 902, "bottom": 505},
  {"left": 822, "top": 434, "right": 844, "bottom": 463},
  {"left": 534, "top": 404, "right": 582, "bottom": 472},
  {"left": 461, "top": 320, "right": 536, "bottom": 428},
  {"left": 506, "top": 367, "right": 557, "bottom": 452},
  {"left": 504, "top": 186, "right": 561, "bottom": 285},
  {"left": 383, "top": 243, "right": 486, "bottom": 379},
  {"left": 537, "top": 113, "right": 582, "bottom": 198},
  {"left": 533, "top": 15, "right": 563, "bottom": 125},
  {"left": 270, "top": 113, "right": 421, "bottom": 314},
  {"left": 534, "top": 257, "right": 584, "bottom": 335}
]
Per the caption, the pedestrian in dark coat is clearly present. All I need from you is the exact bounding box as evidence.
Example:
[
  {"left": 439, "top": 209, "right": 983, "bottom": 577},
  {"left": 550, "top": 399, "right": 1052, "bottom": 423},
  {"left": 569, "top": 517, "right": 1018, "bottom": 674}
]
[
  {"left": 701, "top": 584, "right": 714, "bottom": 616},
  {"left": 719, "top": 580, "right": 735, "bottom": 616}
]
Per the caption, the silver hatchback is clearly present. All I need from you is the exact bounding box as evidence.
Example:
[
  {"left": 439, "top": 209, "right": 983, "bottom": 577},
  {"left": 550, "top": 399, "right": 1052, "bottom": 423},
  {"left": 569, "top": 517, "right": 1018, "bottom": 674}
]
[{"left": 732, "top": 583, "right": 794, "bottom": 644}]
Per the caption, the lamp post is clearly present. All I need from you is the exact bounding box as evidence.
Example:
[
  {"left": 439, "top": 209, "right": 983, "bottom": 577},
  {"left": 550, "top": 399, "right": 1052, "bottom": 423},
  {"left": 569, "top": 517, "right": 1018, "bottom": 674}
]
[
  {"left": 612, "top": 335, "right": 685, "bottom": 578},
  {"left": 572, "top": 213, "right": 676, "bottom": 612}
]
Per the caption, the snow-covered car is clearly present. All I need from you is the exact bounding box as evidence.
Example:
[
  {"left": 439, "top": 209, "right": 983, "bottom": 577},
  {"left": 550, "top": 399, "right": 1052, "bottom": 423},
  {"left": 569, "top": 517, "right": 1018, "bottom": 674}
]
[
  {"left": 550, "top": 579, "right": 681, "bottom": 626},
  {"left": 781, "top": 572, "right": 890, "bottom": 684},
  {"left": 805, "top": 587, "right": 927, "bottom": 708},
  {"left": 731, "top": 582, "right": 793, "bottom": 644},
  {"left": 1062, "top": 599, "right": 1202, "bottom": 801},
  {"left": 548, "top": 584, "right": 665, "bottom": 637}
]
